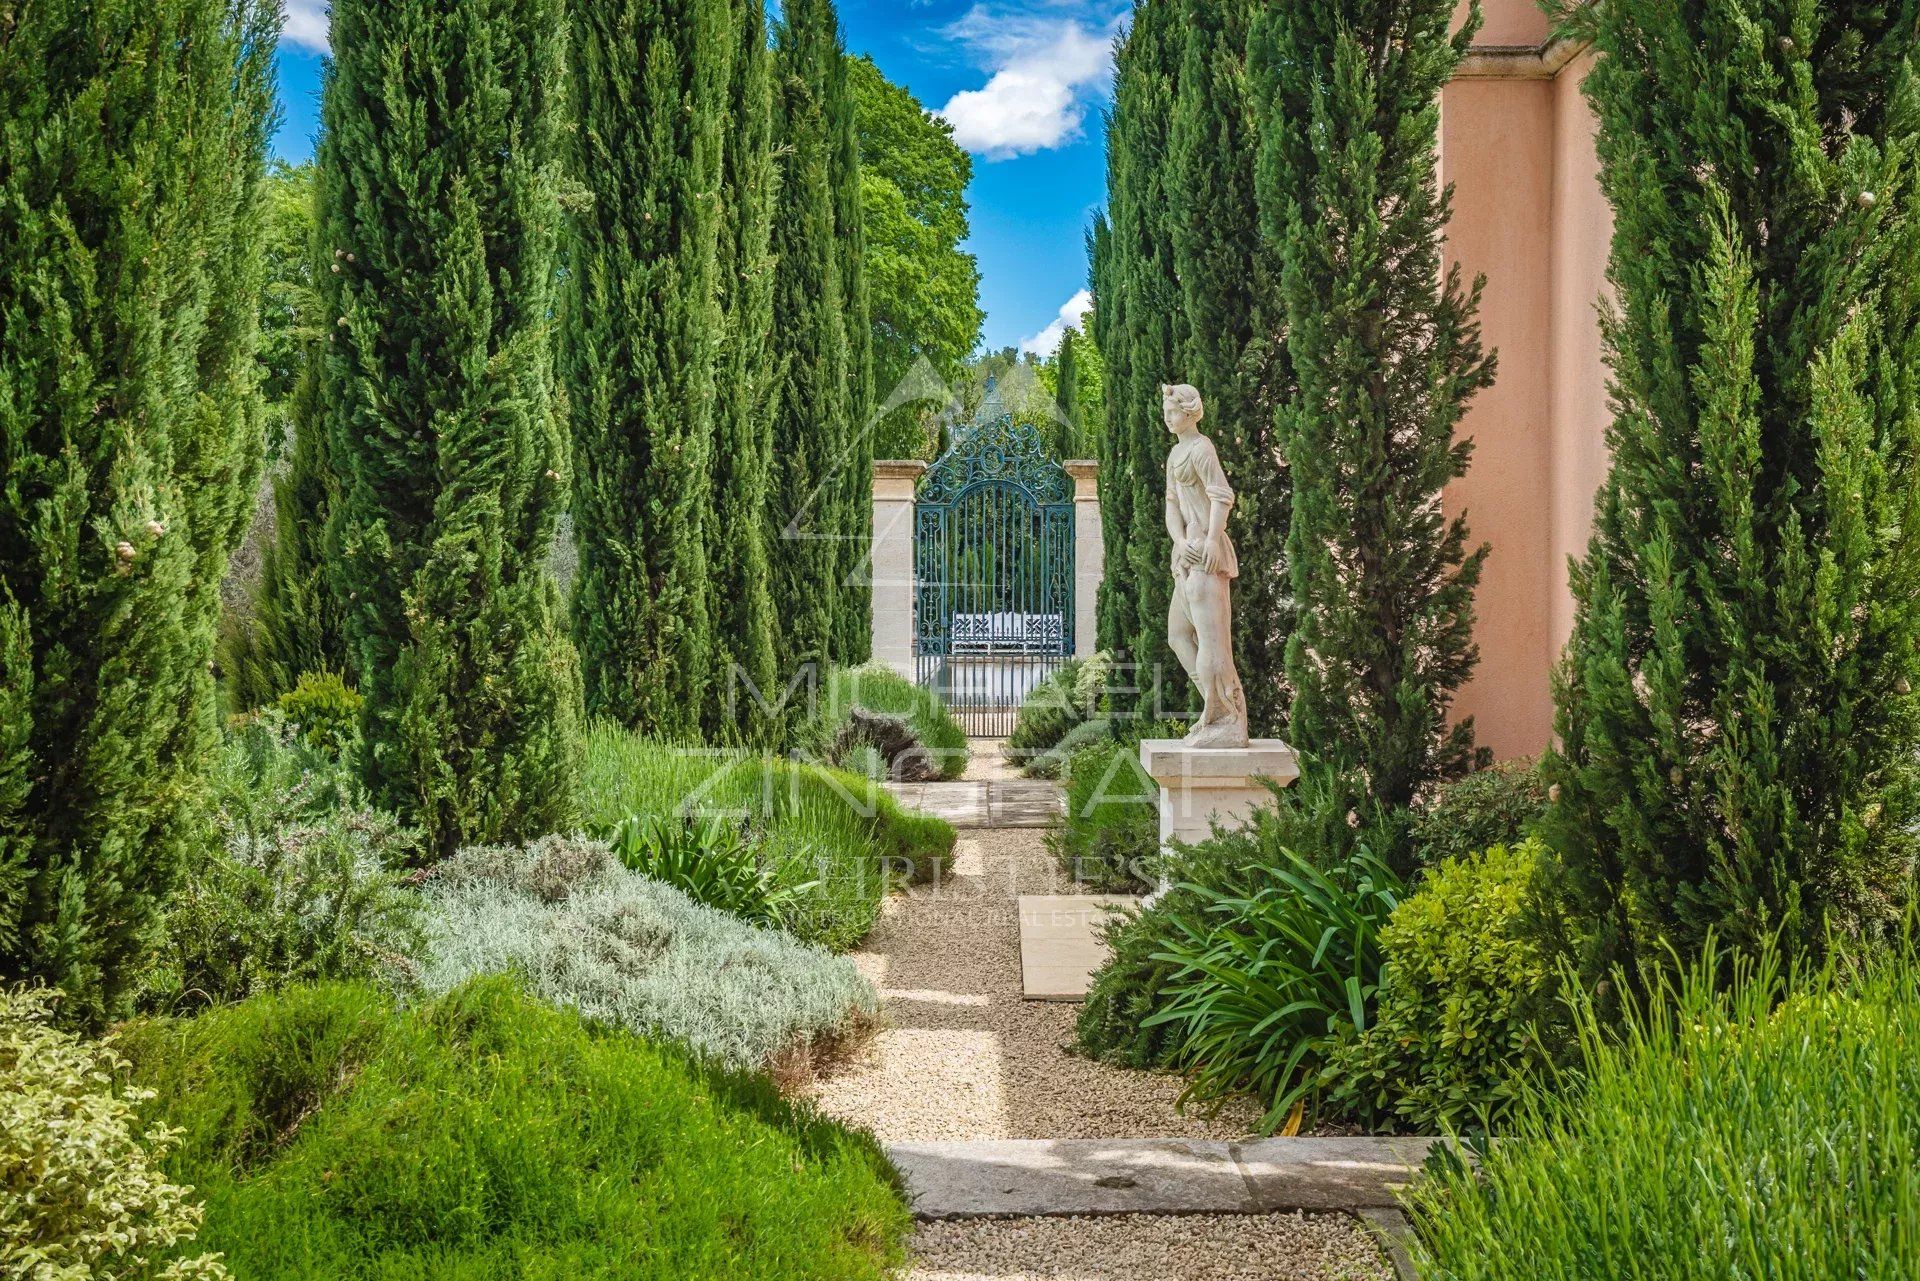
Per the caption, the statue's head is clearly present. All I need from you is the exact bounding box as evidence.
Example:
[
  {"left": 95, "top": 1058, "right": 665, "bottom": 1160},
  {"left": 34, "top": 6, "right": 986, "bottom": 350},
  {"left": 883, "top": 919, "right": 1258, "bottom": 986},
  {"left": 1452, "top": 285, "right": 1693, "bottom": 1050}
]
[{"left": 1161, "top": 383, "right": 1204, "bottom": 433}]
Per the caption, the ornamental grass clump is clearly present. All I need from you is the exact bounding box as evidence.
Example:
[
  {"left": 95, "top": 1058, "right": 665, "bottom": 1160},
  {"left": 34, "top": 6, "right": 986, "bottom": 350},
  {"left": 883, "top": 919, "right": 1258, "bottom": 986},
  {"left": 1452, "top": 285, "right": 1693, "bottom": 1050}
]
[
  {"left": 1, "top": 988, "right": 225, "bottom": 1280},
  {"left": 1408, "top": 939, "right": 1920, "bottom": 1278},
  {"left": 808, "top": 664, "right": 968, "bottom": 780},
  {"left": 410, "top": 836, "right": 877, "bottom": 1076}
]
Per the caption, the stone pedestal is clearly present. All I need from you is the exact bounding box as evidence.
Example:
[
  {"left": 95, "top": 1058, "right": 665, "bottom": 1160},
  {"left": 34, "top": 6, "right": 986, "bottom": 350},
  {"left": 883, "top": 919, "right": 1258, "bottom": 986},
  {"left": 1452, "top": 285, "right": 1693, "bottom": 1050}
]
[
  {"left": 870, "top": 460, "right": 927, "bottom": 678},
  {"left": 1140, "top": 739, "right": 1300, "bottom": 872}
]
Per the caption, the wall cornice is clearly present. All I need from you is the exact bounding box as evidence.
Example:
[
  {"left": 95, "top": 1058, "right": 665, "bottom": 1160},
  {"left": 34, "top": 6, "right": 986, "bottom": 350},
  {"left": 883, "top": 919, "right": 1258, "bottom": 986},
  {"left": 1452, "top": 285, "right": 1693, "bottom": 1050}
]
[{"left": 1455, "top": 33, "right": 1591, "bottom": 79}]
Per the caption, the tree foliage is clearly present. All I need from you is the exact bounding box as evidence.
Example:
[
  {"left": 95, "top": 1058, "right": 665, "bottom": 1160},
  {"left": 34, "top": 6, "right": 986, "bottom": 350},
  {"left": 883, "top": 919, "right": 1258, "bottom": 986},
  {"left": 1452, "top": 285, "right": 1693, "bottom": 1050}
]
[
  {"left": 848, "top": 54, "right": 984, "bottom": 460},
  {"left": 320, "top": 0, "right": 583, "bottom": 858},
  {"left": 1252, "top": 0, "right": 1494, "bottom": 866},
  {"left": 0, "top": 0, "right": 277, "bottom": 1023},
  {"left": 1544, "top": 0, "right": 1920, "bottom": 976}
]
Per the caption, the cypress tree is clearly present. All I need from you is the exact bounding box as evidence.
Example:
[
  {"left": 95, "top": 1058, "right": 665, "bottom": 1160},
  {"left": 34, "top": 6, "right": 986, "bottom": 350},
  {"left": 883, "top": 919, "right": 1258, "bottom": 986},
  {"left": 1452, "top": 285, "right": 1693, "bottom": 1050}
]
[
  {"left": 322, "top": 0, "right": 583, "bottom": 857},
  {"left": 832, "top": 37, "right": 874, "bottom": 664},
  {"left": 1169, "top": 0, "right": 1292, "bottom": 735},
  {"left": 0, "top": 0, "right": 277, "bottom": 1021},
  {"left": 1544, "top": 0, "right": 1920, "bottom": 976},
  {"left": 564, "top": 0, "right": 727, "bottom": 736},
  {"left": 770, "top": 0, "right": 857, "bottom": 684},
  {"left": 1096, "top": 0, "right": 1190, "bottom": 720},
  {"left": 707, "top": 0, "right": 782, "bottom": 742},
  {"left": 1053, "top": 327, "right": 1085, "bottom": 459},
  {"left": 1252, "top": 0, "right": 1494, "bottom": 870}
]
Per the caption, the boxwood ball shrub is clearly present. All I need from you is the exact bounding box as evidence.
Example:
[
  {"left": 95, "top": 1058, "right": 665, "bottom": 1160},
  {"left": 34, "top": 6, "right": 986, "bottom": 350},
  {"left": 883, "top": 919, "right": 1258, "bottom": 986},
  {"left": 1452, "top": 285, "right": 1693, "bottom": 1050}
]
[
  {"left": 271, "top": 671, "right": 362, "bottom": 755},
  {"left": 1408, "top": 942, "right": 1920, "bottom": 1278},
  {"left": 1408, "top": 758, "right": 1546, "bottom": 869},
  {"left": 411, "top": 837, "right": 877, "bottom": 1076},
  {"left": 2, "top": 988, "right": 225, "bottom": 1280},
  {"left": 1327, "top": 840, "right": 1563, "bottom": 1132},
  {"left": 118, "top": 981, "right": 912, "bottom": 1280}
]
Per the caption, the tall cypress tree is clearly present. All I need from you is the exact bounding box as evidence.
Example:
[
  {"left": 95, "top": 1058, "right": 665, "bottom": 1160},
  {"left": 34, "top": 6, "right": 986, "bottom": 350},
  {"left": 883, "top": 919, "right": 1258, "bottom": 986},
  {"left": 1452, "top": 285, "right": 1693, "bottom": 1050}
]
[
  {"left": 1544, "top": 0, "right": 1920, "bottom": 977},
  {"left": 0, "top": 0, "right": 277, "bottom": 1022},
  {"left": 769, "top": 0, "right": 857, "bottom": 685},
  {"left": 707, "top": 0, "right": 782, "bottom": 742},
  {"left": 1169, "top": 0, "right": 1292, "bottom": 734},
  {"left": 1252, "top": 0, "right": 1494, "bottom": 869},
  {"left": 1095, "top": 0, "right": 1189, "bottom": 720},
  {"left": 564, "top": 0, "right": 727, "bottom": 736},
  {"left": 831, "top": 36, "right": 875, "bottom": 664},
  {"left": 322, "top": 0, "right": 582, "bottom": 857}
]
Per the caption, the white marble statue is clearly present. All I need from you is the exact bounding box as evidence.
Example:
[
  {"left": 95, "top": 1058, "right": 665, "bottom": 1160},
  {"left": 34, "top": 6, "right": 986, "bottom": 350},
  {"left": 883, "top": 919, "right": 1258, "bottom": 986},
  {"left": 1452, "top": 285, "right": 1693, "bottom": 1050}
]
[{"left": 1162, "top": 383, "right": 1250, "bottom": 749}]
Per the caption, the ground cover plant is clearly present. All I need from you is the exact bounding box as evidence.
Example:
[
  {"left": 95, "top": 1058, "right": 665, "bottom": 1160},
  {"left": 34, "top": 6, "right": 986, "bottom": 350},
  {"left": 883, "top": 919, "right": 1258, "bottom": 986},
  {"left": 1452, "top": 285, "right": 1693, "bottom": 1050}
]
[
  {"left": 1408, "top": 940, "right": 1920, "bottom": 1277},
  {"left": 410, "top": 837, "right": 876, "bottom": 1076},
  {"left": 808, "top": 664, "right": 968, "bottom": 780},
  {"left": 2, "top": 988, "right": 225, "bottom": 1280},
  {"left": 120, "top": 980, "right": 912, "bottom": 1280},
  {"left": 583, "top": 724, "right": 953, "bottom": 949}
]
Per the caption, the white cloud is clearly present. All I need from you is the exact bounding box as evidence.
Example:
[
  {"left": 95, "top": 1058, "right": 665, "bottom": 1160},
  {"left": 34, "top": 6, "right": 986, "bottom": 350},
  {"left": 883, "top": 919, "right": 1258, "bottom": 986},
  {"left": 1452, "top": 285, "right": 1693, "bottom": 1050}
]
[
  {"left": 283, "top": 0, "right": 330, "bottom": 52},
  {"left": 1020, "top": 288, "right": 1093, "bottom": 357},
  {"left": 936, "top": 7, "right": 1119, "bottom": 160}
]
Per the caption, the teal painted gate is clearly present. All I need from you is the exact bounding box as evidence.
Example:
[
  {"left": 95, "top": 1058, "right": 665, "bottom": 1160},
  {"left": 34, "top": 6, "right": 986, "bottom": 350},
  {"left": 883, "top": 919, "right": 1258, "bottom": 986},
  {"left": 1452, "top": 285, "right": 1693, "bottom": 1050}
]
[{"left": 915, "top": 395, "right": 1075, "bottom": 736}]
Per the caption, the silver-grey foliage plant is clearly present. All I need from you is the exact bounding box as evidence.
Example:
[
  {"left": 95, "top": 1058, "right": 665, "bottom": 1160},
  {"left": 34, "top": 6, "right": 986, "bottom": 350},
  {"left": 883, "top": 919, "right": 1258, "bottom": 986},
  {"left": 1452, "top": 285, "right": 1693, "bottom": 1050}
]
[{"left": 408, "top": 836, "right": 877, "bottom": 1073}]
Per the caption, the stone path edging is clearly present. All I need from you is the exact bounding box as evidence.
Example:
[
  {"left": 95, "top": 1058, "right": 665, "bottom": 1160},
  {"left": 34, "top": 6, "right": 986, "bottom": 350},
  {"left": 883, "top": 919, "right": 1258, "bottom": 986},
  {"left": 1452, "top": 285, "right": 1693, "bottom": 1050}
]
[{"left": 887, "top": 1136, "right": 1437, "bottom": 1220}]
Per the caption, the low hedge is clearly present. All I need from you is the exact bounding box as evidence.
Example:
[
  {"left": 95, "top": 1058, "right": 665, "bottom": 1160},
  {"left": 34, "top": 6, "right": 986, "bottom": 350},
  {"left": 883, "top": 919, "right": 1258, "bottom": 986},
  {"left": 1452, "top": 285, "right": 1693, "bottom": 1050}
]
[
  {"left": 1049, "top": 739, "right": 1159, "bottom": 891},
  {"left": 120, "top": 981, "right": 912, "bottom": 1280}
]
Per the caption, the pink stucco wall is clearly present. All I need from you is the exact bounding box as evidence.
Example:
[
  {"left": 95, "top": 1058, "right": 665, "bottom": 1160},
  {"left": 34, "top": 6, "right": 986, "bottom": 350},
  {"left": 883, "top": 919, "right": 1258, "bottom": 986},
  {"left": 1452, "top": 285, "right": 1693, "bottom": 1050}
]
[{"left": 1438, "top": 5, "right": 1614, "bottom": 761}]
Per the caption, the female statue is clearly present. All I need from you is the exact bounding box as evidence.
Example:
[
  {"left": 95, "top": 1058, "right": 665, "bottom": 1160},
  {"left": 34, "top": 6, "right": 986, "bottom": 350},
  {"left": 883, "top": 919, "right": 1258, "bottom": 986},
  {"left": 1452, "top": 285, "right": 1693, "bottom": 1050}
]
[{"left": 1162, "top": 383, "right": 1250, "bottom": 749}]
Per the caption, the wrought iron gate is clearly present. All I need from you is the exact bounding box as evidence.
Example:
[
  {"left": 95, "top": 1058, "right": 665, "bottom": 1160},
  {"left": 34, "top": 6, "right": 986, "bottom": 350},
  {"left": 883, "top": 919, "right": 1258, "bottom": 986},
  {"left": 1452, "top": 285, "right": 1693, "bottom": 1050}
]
[{"left": 914, "top": 403, "right": 1075, "bottom": 737}]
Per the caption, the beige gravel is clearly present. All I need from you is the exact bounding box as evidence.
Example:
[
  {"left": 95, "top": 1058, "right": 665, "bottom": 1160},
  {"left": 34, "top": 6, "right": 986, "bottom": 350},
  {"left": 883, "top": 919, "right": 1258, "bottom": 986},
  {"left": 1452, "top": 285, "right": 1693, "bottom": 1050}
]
[
  {"left": 905, "top": 1213, "right": 1393, "bottom": 1281},
  {"left": 809, "top": 821, "right": 1259, "bottom": 1141}
]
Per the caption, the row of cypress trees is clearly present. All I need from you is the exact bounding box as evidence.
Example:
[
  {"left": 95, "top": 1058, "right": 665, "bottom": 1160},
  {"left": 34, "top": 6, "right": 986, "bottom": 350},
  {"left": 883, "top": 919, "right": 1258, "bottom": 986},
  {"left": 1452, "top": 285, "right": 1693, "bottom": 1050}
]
[
  {"left": 1095, "top": 0, "right": 1491, "bottom": 860},
  {"left": 0, "top": 0, "right": 876, "bottom": 1009},
  {"left": 1098, "top": 0, "right": 1920, "bottom": 970},
  {"left": 276, "top": 0, "right": 874, "bottom": 849}
]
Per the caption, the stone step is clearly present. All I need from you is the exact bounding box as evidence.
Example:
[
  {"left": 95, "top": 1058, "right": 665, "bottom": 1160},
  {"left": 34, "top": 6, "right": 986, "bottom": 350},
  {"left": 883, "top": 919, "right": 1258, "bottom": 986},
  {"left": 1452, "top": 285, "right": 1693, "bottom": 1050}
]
[
  {"left": 886, "top": 1136, "right": 1437, "bottom": 1220},
  {"left": 885, "top": 779, "right": 1064, "bottom": 828}
]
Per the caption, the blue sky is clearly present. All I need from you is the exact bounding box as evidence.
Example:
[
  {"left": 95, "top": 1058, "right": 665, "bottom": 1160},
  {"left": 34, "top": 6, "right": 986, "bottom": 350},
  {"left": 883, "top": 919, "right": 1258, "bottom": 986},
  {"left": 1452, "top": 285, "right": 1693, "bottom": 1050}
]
[{"left": 271, "top": 0, "right": 1123, "bottom": 355}]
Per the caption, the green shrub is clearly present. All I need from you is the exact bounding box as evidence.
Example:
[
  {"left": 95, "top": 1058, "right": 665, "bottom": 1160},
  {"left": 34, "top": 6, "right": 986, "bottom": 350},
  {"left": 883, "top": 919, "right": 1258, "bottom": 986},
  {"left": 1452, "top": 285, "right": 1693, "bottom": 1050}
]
[
  {"left": 119, "top": 981, "right": 912, "bottom": 1279},
  {"left": 1051, "top": 739, "right": 1160, "bottom": 891},
  {"left": 808, "top": 664, "right": 968, "bottom": 780},
  {"left": 1077, "top": 876, "right": 1221, "bottom": 1070},
  {"left": 610, "top": 814, "right": 809, "bottom": 930},
  {"left": 1007, "top": 653, "right": 1110, "bottom": 762},
  {"left": 1327, "top": 840, "right": 1562, "bottom": 1132},
  {"left": 147, "top": 718, "right": 420, "bottom": 1014},
  {"left": 1409, "top": 758, "right": 1546, "bottom": 868},
  {"left": 1024, "top": 716, "right": 1114, "bottom": 780},
  {"left": 1407, "top": 942, "right": 1920, "bottom": 1278},
  {"left": 1144, "top": 846, "right": 1405, "bottom": 1131},
  {"left": 271, "top": 671, "right": 362, "bottom": 755},
  {"left": 412, "top": 836, "right": 876, "bottom": 1073},
  {"left": 2, "top": 988, "right": 225, "bottom": 1280},
  {"left": 582, "top": 726, "right": 954, "bottom": 949}
]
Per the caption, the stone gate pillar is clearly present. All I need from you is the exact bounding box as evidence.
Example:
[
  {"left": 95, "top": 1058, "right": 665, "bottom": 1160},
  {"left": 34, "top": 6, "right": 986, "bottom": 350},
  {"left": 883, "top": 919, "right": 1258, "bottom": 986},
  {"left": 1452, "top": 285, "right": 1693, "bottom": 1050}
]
[
  {"left": 1066, "top": 460, "right": 1103, "bottom": 658},
  {"left": 870, "top": 460, "right": 926, "bottom": 678}
]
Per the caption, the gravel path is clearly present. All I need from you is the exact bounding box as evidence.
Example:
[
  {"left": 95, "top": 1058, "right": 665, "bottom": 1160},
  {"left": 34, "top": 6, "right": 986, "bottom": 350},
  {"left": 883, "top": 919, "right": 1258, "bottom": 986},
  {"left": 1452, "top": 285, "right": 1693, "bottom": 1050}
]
[
  {"left": 809, "top": 822, "right": 1260, "bottom": 1141},
  {"left": 906, "top": 1213, "right": 1393, "bottom": 1280}
]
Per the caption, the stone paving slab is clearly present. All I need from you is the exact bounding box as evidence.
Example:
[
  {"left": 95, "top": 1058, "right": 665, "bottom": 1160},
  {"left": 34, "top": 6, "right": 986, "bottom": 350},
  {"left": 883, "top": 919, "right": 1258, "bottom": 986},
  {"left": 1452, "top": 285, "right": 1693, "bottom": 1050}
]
[
  {"left": 1018, "top": 894, "right": 1140, "bottom": 1000},
  {"left": 889, "top": 780, "right": 1064, "bottom": 829},
  {"left": 887, "top": 1137, "right": 1437, "bottom": 1220}
]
